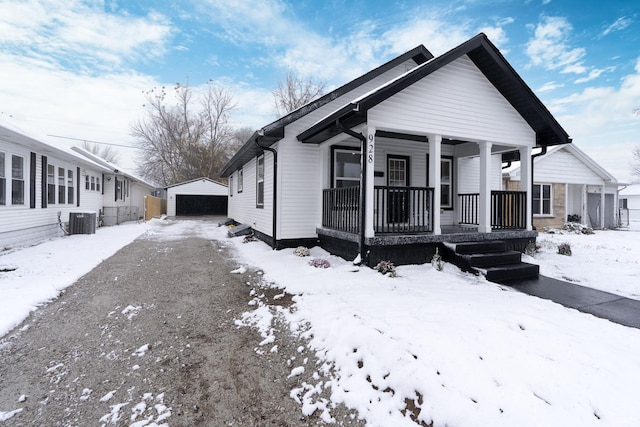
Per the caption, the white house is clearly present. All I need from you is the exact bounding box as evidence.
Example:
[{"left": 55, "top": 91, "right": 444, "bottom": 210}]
[
  {"left": 166, "top": 177, "right": 228, "bottom": 216},
  {"left": 504, "top": 144, "right": 622, "bottom": 230},
  {"left": 0, "top": 123, "right": 111, "bottom": 248},
  {"left": 71, "top": 147, "right": 155, "bottom": 226},
  {"left": 220, "top": 34, "right": 571, "bottom": 268},
  {"left": 619, "top": 184, "right": 640, "bottom": 225}
]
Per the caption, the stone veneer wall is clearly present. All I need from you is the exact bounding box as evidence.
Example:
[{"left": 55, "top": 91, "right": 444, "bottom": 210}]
[{"left": 533, "top": 183, "right": 566, "bottom": 230}]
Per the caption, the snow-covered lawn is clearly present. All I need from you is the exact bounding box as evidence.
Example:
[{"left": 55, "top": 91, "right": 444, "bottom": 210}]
[{"left": 2, "top": 219, "right": 640, "bottom": 426}]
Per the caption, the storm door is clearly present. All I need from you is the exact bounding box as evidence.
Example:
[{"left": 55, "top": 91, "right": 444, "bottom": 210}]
[{"left": 387, "top": 155, "right": 410, "bottom": 224}]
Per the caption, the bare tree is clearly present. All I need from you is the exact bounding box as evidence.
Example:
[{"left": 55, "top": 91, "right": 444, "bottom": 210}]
[
  {"left": 272, "top": 70, "right": 326, "bottom": 117},
  {"left": 131, "top": 82, "right": 237, "bottom": 186},
  {"left": 79, "top": 141, "right": 121, "bottom": 164},
  {"left": 632, "top": 145, "right": 640, "bottom": 181}
]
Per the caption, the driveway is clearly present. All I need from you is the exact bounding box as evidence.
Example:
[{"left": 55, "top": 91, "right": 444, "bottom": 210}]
[{"left": 0, "top": 218, "right": 362, "bottom": 426}]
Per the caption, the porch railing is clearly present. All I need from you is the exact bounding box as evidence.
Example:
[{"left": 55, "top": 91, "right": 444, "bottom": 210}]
[
  {"left": 322, "top": 186, "right": 360, "bottom": 233},
  {"left": 321, "top": 186, "right": 434, "bottom": 234},
  {"left": 374, "top": 186, "right": 434, "bottom": 233},
  {"left": 458, "top": 191, "right": 527, "bottom": 229}
]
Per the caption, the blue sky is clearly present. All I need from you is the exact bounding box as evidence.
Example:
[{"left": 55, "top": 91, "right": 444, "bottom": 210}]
[{"left": 0, "top": 0, "right": 639, "bottom": 181}]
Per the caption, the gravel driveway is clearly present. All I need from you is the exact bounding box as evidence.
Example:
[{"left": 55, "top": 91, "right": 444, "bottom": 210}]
[{"left": 0, "top": 218, "right": 363, "bottom": 426}]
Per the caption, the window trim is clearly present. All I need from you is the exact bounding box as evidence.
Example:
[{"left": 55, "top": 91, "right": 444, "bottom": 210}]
[
  {"left": 67, "top": 169, "right": 74, "bottom": 204},
  {"left": 256, "top": 154, "right": 265, "bottom": 208},
  {"left": 331, "top": 145, "right": 361, "bottom": 188},
  {"left": 11, "top": 154, "right": 25, "bottom": 205},
  {"left": 57, "top": 167, "right": 66, "bottom": 205},
  {"left": 532, "top": 183, "right": 553, "bottom": 216},
  {"left": 47, "top": 163, "right": 56, "bottom": 205},
  {"left": 426, "top": 154, "right": 454, "bottom": 210}
]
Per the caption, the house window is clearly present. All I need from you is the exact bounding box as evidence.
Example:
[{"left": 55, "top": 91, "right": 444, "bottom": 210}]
[
  {"left": 533, "top": 184, "right": 552, "bottom": 215},
  {"left": 440, "top": 157, "right": 453, "bottom": 209},
  {"left": 58, "top": 167, "right": 66, "bottom": 204},
  {"left": 96, "top": 176, "right": 101, "bottom": 192},
  {"left": 91, "top": 176, "right": 96, "bottom": 191},
  {"left": 47, "top": 164, "right": 56, "bottom": 205},
  {"left": 12, "top": 155, "right": 24, "bottom": 205},
  {"left": 256, "top": 155, "right": 264, "bottom": 207},
  {"left": 621, "top": 198, "right": 628, "bottom": 209},
  {"left": 0, "top": 151, "right": 5, "bottom": 205},
  {"left": 85, "top": 175, "right": 90, "bottom": 190},
  {"left": 67, "top": 169, "right": 74, "bottom": 204},
  {"left": 333, "top": 148, "right": 360, "bottom": 188},
  {"left": 229, "top": 175, "right": 233, "bottom": 197},
  {"left": 238, "top": 169, "right": 243, "bottom": 193},
  {"left": 115, "top": 177, "right": 123, "bottom": 201}
]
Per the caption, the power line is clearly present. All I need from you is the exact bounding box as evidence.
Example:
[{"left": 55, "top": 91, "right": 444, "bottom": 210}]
[{"left": 47, "top": 134, "right": 139, "bottom": 149}]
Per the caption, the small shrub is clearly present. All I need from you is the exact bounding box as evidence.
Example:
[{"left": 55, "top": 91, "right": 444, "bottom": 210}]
[
  {"left": 309, "top": 258, "right": 331, "bottom": 268},
  {"left": 242, "top": 233, "right": 257, "bottom": 243},
  {"left": 375, "top": 260, "right": 396, "bottom": 277},
  {"left": 524, "top": 240, "right": 540, "bottom": 257},
  {"left": 557, "top": 242, "right": 572, "bottom": 256},
  {"left": 431, "top": 248, "right": 444, "bottom": 271},
  {"left": 293, "top": 246, "right": 310, "bottom": 257}
]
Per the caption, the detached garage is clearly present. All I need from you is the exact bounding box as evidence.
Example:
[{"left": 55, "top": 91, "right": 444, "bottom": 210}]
[{"left": 166, "top": 177, "right": 228, "bottom": 216}]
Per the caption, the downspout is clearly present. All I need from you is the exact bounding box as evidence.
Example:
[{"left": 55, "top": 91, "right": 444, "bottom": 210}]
[
  {"left": 335, "top": 119, "right": 367, "bottom": 264},
  {"left": 530, "top": 146, "right": 547, "bottom": 229},
  {"left": 255, "top": 131, "right": 278, "bottom": 249}
]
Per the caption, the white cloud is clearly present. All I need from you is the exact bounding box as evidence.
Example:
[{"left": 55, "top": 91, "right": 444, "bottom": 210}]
[
  {"left": 548, "top": 57, "right": 640, "bottom": 182},
  {"left": 0, "top": 0, "right": 173, "bottom": 71},
  {"left": 526, "top": 16, "right": 586, "bottom": 74},
  {"left": 602, "top": 16, "right": 633, "bottom": 36},
  {"left": 538, "top": 81, "right": 564, "bottom": 92}
]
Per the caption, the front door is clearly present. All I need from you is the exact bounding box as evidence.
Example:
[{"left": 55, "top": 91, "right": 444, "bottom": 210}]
[{"left": 387, "top": 155, "right": 410, "bottom": 223}]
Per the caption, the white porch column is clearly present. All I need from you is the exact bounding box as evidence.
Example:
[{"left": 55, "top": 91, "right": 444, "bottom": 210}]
[
  {"left": 582, "top": 184, "right": 588, "bottom": 225},
  {"left": 364, "top": 126, "right": 376, "bottom": 238},
  {"left": 600, "top": 185, "right": 605, "bottom": 229},
  {"left": 428, "top": 134, "right": 442, "bottom": 235},
  {"left": 519, "top": 146, "right": 533, "bottom": 231},
  {"left": 478, "top": 141, "right": 493, "bottom": 233}
]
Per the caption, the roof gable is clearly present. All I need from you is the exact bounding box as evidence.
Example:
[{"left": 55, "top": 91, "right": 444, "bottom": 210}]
[
  {"left": 220, "top": 46, "right": 433, "bottom": 177},
  {"left": 165, "top": 176, "right": 227, "bottom": 189},
  {"left": 298, "top": 33, "right": 570, "bottom": 146}
]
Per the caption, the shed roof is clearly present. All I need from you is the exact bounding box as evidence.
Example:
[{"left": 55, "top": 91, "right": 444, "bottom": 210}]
[
  {"left": 298, "top": 33, "right": 570, "bottom": 146},
  {"left": 165, "top": 177, "right": 227, "bottom": 189}
]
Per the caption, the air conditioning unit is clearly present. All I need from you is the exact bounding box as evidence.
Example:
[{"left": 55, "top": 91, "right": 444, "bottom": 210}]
[{"left": 69, "top": 212, "right": 96, "bottom": 235}]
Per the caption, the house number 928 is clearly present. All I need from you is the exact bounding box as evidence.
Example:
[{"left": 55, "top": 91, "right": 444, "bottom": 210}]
[{"left": 367, "top": 134, "right": 374, "bottom": 164}]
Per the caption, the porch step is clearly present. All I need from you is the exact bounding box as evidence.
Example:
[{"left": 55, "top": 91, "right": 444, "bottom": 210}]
[{"left": 441, "top": 239, "right": 539, "bottom": 283}]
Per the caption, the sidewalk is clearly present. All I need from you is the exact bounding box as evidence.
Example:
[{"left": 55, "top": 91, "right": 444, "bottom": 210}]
[{"left": 510, "top": 275, "right": 640, "bottom": 329}]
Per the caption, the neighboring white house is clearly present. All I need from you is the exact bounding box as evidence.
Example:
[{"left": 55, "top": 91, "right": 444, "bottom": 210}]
[
  {"left": 71, "top": 147, "right": 155, "bottom": 226},
  {"left": 166, "top": 177, "right": 228, "bottom": 216},
  {"left": 0, "top": 123, "right": 111, "bottom": 248},
  {"left": 619, "top": 184, "right": 640, "bottom": 225},
  {"left": 504, "top": 144, "right": 623, "bottom": 230},
  {"left": 220, "top": 34, "right": 571, "bottom": 266}
]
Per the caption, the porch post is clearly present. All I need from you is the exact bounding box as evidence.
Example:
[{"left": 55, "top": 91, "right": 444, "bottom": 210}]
[
  {"left": 364, "top": 126, "right": 376, "bottom": 238},
  {"left": 519, "top": 146, "right": 533, "bottom": 231},
  {"left": 478, "top": 141, "right": 492, "bottom": 233},
  {"left": 600, "top": 185, "right": 605, "bottom": 229},
  {"left": 582, "top": 184, "right": 588, "bottom": 225},
  {"left": 428, "top": 134, "right": 442, "bottom": 235}
]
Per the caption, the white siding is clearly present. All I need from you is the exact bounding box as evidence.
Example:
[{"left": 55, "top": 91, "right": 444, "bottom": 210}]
[
  {"left": 167, "top": 179, "right": 227, "bottom": 216},
  {"left": 457, "top": 156, "right": 503, "bottom": 194},
  {"left": 369, "top": 56, "right": 536, "bottom": 146},
  {"left": 535, "top": 150, "right": 604, "bottom": 185},
  {"left": 0, "top": 137, "right": 105, "bottom": 247}
]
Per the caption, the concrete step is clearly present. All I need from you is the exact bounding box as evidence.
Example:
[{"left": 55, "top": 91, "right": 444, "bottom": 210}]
[
  {"left": 461, "top": 251, "right": 522, "bottom": 268},
  {"left": 475, "top": 262, "right": 540, "bottom": 283},
  {"left": 447, "top": 240, "right": 507, "bottom": 255}
]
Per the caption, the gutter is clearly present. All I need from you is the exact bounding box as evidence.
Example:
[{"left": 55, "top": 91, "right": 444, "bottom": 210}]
[
  {"left": 335, "top": 118, "right": 367, "bottom": 264},
  {"left": 255, "top": 131, "right": 278, "bottom": 249}
]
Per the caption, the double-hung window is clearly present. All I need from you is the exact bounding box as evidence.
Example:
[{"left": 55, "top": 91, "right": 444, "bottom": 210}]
[
  {"left": 47, "top": 164, "right": 56, "bottom": 205},
  {"left": 333, "top": 149, "right": 360, "bottom": 188},
  {"left": 533, "top": 184, "right": 552, "bottom": 215},
  {"left": 12, "top": 155, "right": 24, "bottom": 205},
  {"left": 0, "top": 152, "right": 5, "bottom": 205},
  {"left": 440, "top": 157, "right": 453, "bottom": 209},
  {"left": 58, "top": 167, "right": 66, "bottom": 204},
  {"left": 67, "top": 170, "right": 74, "bottom": 204},
  {"left": 238, "top": 169, "right": 243, "bottom": 193},
  {"left": 256, "top": 155, "right": 264, "bottom": 207}
]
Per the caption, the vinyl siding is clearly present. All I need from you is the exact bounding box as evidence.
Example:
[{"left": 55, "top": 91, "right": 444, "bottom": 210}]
[
  {"left": 535, "top": 150, "right": 605, "bottom": 185},
  {"left": 368, "top": 56, "right": 535, "bottom": 146}
]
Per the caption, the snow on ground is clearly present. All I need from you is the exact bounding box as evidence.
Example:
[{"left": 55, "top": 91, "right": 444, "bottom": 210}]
[
  {"left": 2, "top": 218, "right": 640, "bottom": 426},
  {"left": 0, "top": 221, "right": 150, "bottom": 338},
  {"left": 525, "top": 221, "right": 640, "bottom": 300}
]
